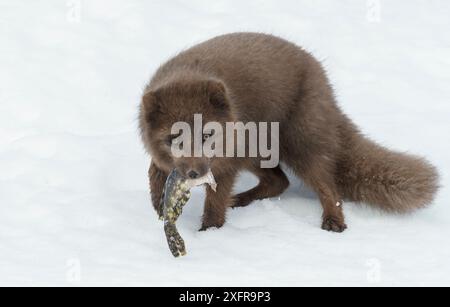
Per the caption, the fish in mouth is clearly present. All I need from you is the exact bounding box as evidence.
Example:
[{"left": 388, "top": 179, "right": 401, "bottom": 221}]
[{"left": 160, "top": 169, "right": 217, "bottom": 257}]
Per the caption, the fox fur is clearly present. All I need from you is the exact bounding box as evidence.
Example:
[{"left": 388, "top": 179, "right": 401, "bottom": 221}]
[{"left": 139, "top": 33, "right": 439, "bottom": 232}]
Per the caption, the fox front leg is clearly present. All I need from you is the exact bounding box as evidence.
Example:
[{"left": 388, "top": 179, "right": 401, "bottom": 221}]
[{"left": 149, "top": 162, "right": 168, "bottom": 220}]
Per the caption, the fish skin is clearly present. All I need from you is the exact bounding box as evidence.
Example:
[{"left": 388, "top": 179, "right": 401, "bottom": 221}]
[{"left": 161, "top": 169, "right": 216, "bottom": 257}]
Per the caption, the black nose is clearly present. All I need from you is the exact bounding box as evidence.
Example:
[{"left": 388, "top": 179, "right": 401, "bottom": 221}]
[{"left": 188, "top": 170, "right": 199, "bottom": 179}]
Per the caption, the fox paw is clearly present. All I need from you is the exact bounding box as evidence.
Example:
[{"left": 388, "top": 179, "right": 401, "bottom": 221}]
[
  {"left": 199, "top": 221, "right": 224, "bottom": 232},
  {"left": 230, "top": 195, "right": 253, "bottom": 208},
  {"left": 322, "top": 216, "right": 347, "bottom": 233}
]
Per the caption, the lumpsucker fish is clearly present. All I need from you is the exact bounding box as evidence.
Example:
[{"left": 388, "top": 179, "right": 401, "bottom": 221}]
[{"left": 160, "top": 169, "right": 217, "bottom": 257}]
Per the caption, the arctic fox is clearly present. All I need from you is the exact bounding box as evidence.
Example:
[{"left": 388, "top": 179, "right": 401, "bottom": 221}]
[{"left": 139, "top": 33, "right": 439, "bottom": 232}]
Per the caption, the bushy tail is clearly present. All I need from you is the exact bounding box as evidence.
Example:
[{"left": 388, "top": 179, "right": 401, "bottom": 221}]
[{"left": 336, "top": 123, "right": 439, "bottom": 213}]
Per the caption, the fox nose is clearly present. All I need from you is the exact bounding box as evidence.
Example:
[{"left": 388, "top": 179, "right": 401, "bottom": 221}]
[{"left": 188, "top": 170, "right": 199, "bottom": 179}]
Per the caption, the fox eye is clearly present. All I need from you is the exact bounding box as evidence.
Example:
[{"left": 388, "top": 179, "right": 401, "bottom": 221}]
[
  {"left": 203, "top": 132, "right": 214, "bottom": 142},
  {"left": 167, "top": 133, "right": 181, "bottom": 146}
]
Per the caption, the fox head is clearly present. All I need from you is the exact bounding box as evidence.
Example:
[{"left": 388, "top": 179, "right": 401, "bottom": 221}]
[{"left": 140, "top": 79, "right": 235, "bottom": 179}]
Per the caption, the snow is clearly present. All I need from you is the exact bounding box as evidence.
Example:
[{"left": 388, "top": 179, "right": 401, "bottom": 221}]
[{"left": 1, "top": 0, "right": 450, "bottom": 286}]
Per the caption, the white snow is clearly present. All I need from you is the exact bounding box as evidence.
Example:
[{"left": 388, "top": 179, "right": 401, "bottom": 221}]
[{"left": 1, "top": 0, "right": 450, "bottom": 286}]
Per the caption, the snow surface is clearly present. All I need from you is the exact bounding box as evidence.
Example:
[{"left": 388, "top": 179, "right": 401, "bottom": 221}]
[{"left": 1, "top": 0, "right": 450, "bottom": 286}]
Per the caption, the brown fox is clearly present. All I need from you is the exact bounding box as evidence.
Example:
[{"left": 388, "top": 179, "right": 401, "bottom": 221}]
[{"left": 139, "top": 33, "right": 439, "bottom": 232}]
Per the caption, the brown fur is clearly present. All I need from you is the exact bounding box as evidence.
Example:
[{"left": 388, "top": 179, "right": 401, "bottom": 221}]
[{"left": 139, "top": 33, "right": 439, "bottom": 232}]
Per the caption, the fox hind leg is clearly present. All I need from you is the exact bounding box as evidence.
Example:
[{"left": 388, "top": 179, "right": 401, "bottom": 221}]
[
  {"left": 288, "top": 155, "right": 347, "bottom": 233},
  {"left": 232, "top": 165, "right": 290, "bottom": 208}
]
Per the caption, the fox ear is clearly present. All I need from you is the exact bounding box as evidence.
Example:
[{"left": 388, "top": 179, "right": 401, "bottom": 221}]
[
  {"left": 142, "top": 90, "right": 162, "bottom": 124},
  {"left": 207, "top": 81, "right": 229, "bottom": 110}
]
